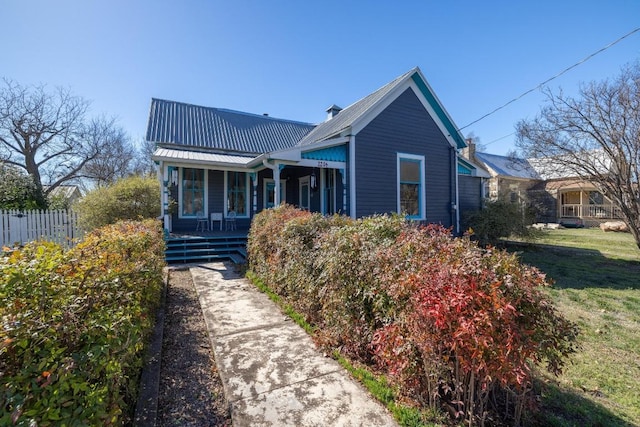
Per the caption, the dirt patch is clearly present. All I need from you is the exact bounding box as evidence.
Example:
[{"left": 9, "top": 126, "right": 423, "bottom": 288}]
[{"left": 157, "top": 268, "right": 231, "bottom": 426}]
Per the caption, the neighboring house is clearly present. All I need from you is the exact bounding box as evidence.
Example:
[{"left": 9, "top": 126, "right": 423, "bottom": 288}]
[
  {"left": 147, "top": 67, "right": 486, "bottom": 234},
  {"left": 44, "top": 185, "right": 83, "bottom": 209},
  {"left": 463, "top": 141, "right": 622, "bottom": 226},
  {"left": 462, "top": 142, "right": 538, "bottom": 202}
]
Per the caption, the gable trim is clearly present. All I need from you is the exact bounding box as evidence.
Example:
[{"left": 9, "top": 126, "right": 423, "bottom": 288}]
[{"left": 410, "top": 74, "right": 466, "bottom": 149}]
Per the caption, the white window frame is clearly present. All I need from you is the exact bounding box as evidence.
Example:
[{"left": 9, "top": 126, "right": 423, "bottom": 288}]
[
  {"left": 299, "top": 176, "right": 311, "bottom": 210},
  {"left": 178, "top": 167, "right": 208, "bottom": 219},
  {"left": 224, "top": 171, "right": 250, "bottom": 218},
  {"left": 263, "top": 178, "right": 286, "bottom": 210},
  {"left": 397, "top": 153, "right": 426, "bottom": 220}
]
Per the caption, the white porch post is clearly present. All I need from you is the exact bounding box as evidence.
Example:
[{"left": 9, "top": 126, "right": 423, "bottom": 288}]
[
  {"left": 250, "top": 172, "right": 258, "bottom": 214},
  {"left": 159, "top": 161, "right": 171, "bottom": 233},
  {"left": 274, "top": 164, "right": 282, "bottom": 205}
]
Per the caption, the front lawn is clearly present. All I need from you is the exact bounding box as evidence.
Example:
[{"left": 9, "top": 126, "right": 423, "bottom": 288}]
[{"left": 513, "top": 228, "right": 640, "bottom": 426}]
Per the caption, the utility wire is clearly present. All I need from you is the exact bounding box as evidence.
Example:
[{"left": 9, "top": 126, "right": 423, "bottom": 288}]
[
  {"left": 458, "top": 27, "right": 640, "bottom": 131},
  {"left": 484, "top": 132, "right": 514, "bottom": 147}
]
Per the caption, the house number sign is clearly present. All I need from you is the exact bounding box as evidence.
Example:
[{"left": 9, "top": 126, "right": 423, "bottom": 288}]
[{"left": 317, "top": 161, "right": 328, "bottom": 168}]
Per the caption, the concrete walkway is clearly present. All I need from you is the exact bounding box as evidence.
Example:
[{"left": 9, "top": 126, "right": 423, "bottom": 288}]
[{"left": 190, "top": 262, "right": 398, "bottom": 427}]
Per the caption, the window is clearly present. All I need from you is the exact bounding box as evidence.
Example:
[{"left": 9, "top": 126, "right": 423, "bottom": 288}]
[
  {"left": 226, "top": 171, "right": 248, "bottom": 216},
  {"left": 299, "top": 176, "right": 310, "bottom": 210},
  {"left": 264, "top": 179, "right": 286, "bottom": 209},
  {"left": 181, "top": 168, "right": 205, "bottom": 217},
  {"left": 397, "top": 154, "right": 425, "bottom": 219},
  {"left": 589, "top": 191, "right": 604, "bottom": 205}
]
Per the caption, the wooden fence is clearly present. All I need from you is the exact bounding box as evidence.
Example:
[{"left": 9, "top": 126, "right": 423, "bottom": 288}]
[{"left": 0, "top": 210, "right": 82, "bottom": 248}]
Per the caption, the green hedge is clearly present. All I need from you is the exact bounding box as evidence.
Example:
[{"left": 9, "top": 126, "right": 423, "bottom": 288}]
[
  {"left": 1, "top": 219, "right": 165, "bottom": 426},
  {"left": 247, "top": 205, "right": 578, "bottom": 426}
]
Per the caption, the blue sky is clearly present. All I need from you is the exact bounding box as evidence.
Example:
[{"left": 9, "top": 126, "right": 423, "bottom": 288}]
[{"left": 2, "top": 1, "right": 639, "bottom": 155}]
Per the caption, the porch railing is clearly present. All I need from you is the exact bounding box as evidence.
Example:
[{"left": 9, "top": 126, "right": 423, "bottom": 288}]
[{"left": 561, "top": 204, "right": 622, "bottom": 219}]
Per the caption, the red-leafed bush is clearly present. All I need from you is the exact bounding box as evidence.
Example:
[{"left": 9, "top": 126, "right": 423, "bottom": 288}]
[
  {"left": 247, "top": 209, "right": 578, "bottom": 426},
  {"left": 373, "top": 225, "right": 578, "bottom": 425}
]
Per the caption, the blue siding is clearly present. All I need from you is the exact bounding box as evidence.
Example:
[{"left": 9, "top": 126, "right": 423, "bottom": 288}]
[
  {"left": 354, "top": 88, "right": 455, "bottom": 227},
  {"left": 458, "top": 175, "right": 483, "bottom": 229}
]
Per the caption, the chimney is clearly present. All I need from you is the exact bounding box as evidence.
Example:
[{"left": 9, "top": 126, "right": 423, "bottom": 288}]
[
  {"left": 462, "top": 137, "right": 476, "bottom": 160},
  {"left": 326, "top": 104, "right": 342, "bottom": 120}
]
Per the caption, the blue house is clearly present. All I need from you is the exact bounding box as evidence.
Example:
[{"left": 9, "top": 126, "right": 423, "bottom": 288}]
[{"left": 147, "top": 67, "right": 485, "bottom": 234}]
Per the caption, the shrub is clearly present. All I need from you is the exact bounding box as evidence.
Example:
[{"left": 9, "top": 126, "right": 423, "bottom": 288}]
[
  {"left": 74, "top": 175, "right": 160, "bottom": 231},
  {"left": 0, "top": 219, "right": 165, "bottom": 426},
  {"left": 247, "top": 207, "right": 578, "bottom": 426},
  {"left": 465, "top": 197, "right": 540, "bottom": 245},
  {"left": 372, "top": 225, "right": 578, "bottom": 425}
]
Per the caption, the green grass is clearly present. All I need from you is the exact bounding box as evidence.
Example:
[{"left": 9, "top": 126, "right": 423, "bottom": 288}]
[{"left": 511, "top": 228, "right": 640, "bottom": 426}]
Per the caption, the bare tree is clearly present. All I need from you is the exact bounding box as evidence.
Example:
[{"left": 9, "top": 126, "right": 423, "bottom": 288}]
[
  {"left": 132, "top": 138, "right": 158, "bottom": 177},
  {"left": 516, "top": 61, "right": 640, "bottom": 248},
  {"left": 0, "top": 79, "right": 128, "bottom": 196},
  {"left": 81, "top": 118, "right": 136, "bottom": 187}
]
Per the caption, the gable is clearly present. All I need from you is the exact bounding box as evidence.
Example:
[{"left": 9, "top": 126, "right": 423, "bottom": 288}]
[{"left": 297, "top": 67, "right": 466, "bottom": 150}]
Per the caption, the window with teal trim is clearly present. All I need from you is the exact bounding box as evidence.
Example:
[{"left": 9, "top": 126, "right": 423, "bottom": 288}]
[
  {"left": 399, "top": 157, "right": 423, "bottom": 218},
  {"left": 182, "top": 168, "right": 204, "bottom": 216},
  {"left": 227, "top": 171, "right": 247, "bottom": 215}
]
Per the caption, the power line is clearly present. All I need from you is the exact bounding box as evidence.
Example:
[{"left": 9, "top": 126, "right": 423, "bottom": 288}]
[
  {"left": 459, "top": 26, "right": 640, "bottom": 131},
  {"left": 484, "top": 132, "right": 514, "bottom": 146}
]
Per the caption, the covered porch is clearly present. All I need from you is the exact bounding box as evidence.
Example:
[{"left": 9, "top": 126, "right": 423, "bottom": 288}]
[
  {"left": 559, "top": 188, "right": 622, "bottom": 225},
  {"left": 153, "top": 144, "right": 348, "bottom": 234}
]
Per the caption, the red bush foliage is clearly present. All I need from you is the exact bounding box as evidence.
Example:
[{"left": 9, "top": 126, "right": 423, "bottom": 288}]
[{"left": 248, "top": 210, "right": 578, "bottom": 425}]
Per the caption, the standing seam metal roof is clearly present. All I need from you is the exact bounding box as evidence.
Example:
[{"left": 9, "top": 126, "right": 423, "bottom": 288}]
[{"left": 146, "top": 99, "right": 316, "bottom": 154}]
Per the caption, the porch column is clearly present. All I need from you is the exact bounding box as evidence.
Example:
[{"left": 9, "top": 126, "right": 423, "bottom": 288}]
[
  {"left": 160, "top": 162, "right": 171, "bottom": 232},
  {"left": 274, "top": 164, "right": 283, "bottom": 205},
  {"left": 340, "top": 168, "right": 347, "bottom": 213},
  {"left": 250, "top": 172, "right": 258, "bottom": 214}
]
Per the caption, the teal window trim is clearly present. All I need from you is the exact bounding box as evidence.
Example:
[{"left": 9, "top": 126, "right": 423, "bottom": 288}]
[{"left": 397, "top": 153, "right": 426, "bottom": 220}]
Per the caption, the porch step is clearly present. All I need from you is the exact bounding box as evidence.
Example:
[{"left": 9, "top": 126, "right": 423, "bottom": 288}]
[{"left": 165, "top": 235, "right": 248, "bottom": 265}]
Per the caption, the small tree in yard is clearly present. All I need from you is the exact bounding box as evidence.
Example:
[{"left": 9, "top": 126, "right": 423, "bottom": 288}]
[
  {"left": 465, "top": 196, "right": 539, "bottom": 245},
  {"left": 74, "top": 175, "right": 160, "bottom": 230},
  {"left": 517, "top": 61, "right": 640, "bottom": 249}
]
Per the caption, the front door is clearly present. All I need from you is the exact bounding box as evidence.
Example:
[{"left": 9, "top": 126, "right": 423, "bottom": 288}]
[
  {"left": 264, "top": 179, "right": 286, "bottom": 209},
  {"left": 299, "top": 176, "right": 310, "bottom": 210},
  {"left": 322, "top": 169, "right": 337, "bottom": 215}
]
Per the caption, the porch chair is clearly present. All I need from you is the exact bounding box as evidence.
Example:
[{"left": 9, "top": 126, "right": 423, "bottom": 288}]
[
  {"left": 210, "top": 212, "right": 223, "bottom": 231},
  {"left": 225, "top": 210, "right": 236, "bottom": 231},
  {"left": 195, "top": 211, "right": 209, "bottom": 232}
]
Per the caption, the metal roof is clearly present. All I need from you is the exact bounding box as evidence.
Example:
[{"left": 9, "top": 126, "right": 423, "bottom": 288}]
[
  {"left": 152, "top": 147, "right": 256, "bottom": 167},
  {"left": 296, "top": 68, "right": 416, "bottom": 146},
  {"left": 475, "top": 152, "right": 540, "bottom": 179},
  {"left": 146, "top": 99, "right": 315, "bottom": 154}
]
